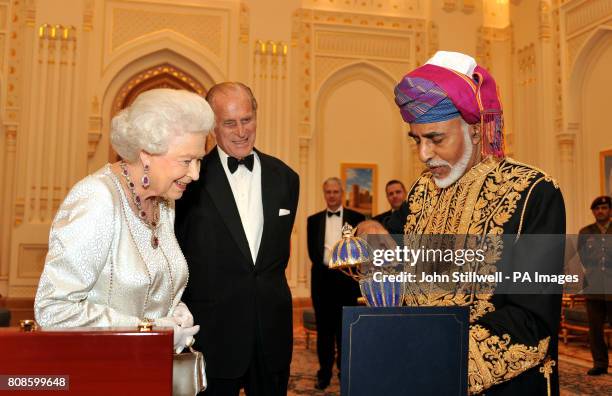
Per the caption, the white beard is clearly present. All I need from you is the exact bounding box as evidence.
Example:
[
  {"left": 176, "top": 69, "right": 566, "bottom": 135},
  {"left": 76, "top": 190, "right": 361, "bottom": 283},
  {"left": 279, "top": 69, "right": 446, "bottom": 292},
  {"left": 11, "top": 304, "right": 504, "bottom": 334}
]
[{"left": 427, "top": 121, "right": 473, "bottom": 189}]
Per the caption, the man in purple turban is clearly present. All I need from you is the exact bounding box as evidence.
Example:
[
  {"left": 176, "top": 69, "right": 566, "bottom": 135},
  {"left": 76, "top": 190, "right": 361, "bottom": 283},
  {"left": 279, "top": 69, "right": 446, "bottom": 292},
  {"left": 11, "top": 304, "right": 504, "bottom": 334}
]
[{"left": 383, "top": 51, "right": 566, "bottom": 395}]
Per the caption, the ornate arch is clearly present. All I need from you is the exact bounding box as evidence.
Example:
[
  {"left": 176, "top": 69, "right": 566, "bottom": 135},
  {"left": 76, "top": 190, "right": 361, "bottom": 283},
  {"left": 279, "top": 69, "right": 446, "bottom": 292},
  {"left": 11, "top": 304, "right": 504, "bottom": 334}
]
[
  {"left": 110, "top": 63, "right": 207, "bottom": 118},
  {"left": 108, "top": 63, "right": 217, "bottom": 161},
  {"left": 567, "top": 26, "right": 612, "bottom": 124},
  {"left": 313, "top": 61, "right": 409, "bottom": 203},
  {"left": 90, "top": 44, "right": 221, "bottom": 169},
  {"left": 565, "top": 26, "right": 612, "bottom": 227}
]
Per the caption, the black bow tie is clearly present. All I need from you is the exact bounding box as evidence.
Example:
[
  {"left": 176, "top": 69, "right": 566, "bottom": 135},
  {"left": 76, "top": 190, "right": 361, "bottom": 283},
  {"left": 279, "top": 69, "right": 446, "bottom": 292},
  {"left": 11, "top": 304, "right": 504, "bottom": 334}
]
[
  {"left": 227, "top": 154, "right": 254, "bottom": 173},
  {"left": 327, "top": 211, "right": 341, "bottom": 218}
]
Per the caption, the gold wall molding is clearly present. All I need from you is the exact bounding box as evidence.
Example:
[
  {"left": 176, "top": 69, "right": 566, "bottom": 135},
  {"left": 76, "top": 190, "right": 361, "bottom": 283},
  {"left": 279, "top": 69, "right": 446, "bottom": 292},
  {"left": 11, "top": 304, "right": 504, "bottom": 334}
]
[
  {"left": 306, "top": 9, "right": 427, "bottom": 31},
  {"left": 83, "top": 0, "right": 93, "bottom": 32},
  {"left": 6, "top": 0, "right": 26, "bottom": 108},
  {"left": 2, "top": 0, "right": 27, "bottom": 288},
  {"left": 292, "top": 9, "right": 313, "bottom": 125},
  {"left": 302, "top": 0, "right": 425, "bottom": 17},
  {"left": 239, "top": 2, "right": 249, "bottom": 44},
  {"left": 296, "top": 135, "right": 312, "bottom": 289},
  {"left": 539, "top": 0, "right": 553, "bottom": 40},
  {"left": 551, "top": 4, "right": 564, "bottom": 132},
  {"left": 0, "top": 2, "right": 6, "bottom": 68},
  {"left": 17, "top": 244, "right": 47, "bottom": 278}
]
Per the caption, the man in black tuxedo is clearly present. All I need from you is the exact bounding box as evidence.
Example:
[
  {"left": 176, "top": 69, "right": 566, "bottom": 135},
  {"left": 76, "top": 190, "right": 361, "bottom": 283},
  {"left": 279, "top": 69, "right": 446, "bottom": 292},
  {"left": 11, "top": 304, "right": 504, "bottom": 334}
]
[
  {"left": 175, "top": 82, "right": 299, "bottom": 396},
  {"left": 373, "top": 179, "right": 406, "bottom": 224},
  {"left": 307, "top": 177, "right": 365, "bottom": 390}
]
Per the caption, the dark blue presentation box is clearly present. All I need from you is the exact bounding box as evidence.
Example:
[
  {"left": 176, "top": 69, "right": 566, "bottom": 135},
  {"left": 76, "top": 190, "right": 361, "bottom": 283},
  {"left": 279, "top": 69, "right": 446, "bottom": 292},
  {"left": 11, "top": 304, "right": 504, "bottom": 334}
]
[{"left": 341, "top": 306, "right": 469, "bottom": 396}]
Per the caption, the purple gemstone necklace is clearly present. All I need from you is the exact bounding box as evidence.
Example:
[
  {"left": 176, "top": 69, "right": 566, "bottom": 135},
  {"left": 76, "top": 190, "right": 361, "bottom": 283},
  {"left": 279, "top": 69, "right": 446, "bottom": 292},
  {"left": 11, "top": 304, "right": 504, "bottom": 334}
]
[{"left": 119, "top": 161, "right": 160, "bottom": 249}]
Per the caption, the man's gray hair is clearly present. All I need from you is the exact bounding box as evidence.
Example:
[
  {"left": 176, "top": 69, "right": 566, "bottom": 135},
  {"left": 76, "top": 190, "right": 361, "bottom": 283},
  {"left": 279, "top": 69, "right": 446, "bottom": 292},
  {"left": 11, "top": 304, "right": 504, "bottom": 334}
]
[
  {"left": 205, "top": 82, "right": 258, "bottom": 114},
  {"left": 323, "top": 177, "right": 343, "bottom": 191},
  {"left": 111, "top": 88, "right": 215, "bottom": 162}
]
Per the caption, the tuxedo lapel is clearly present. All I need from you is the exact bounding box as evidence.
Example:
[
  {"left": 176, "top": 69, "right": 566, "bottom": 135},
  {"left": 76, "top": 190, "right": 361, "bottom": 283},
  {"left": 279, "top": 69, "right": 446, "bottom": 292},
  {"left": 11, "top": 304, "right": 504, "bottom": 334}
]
[
  {"left": 204, "top": 149, "right": 253, "bottom": 266},
  {"left": 255, "top": 151, "right": 280, "bottom": 267}
]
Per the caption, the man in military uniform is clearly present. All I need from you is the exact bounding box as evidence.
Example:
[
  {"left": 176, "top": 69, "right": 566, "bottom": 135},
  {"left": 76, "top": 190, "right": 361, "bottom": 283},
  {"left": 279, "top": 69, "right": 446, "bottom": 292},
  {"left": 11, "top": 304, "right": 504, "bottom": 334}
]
[
  {"left": 373, "top": 180, "right": 407, "bottom": 224},
  {"left": 379, "top": 51, "right": 566, "bottom": 395},
  {"left": 578, "top": 195, "right": 612, "bottom": 376}
]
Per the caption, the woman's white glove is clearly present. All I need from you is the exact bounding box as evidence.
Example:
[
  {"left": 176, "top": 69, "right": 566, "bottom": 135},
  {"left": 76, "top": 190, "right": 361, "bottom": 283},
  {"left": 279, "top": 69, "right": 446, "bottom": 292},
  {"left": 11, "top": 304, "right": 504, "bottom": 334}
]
[
  {"left": 172, "top": 302, "right": 194, "bottom": 327},
  {"left": 154, "top": 316, "right": 200, "bottom": 354}
]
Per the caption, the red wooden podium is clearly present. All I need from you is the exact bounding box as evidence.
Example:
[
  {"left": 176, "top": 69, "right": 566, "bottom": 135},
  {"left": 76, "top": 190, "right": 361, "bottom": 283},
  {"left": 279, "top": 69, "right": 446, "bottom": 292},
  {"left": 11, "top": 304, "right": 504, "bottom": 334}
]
[{"left": 0, "top": 324, "right": 173, "bottom": 395}]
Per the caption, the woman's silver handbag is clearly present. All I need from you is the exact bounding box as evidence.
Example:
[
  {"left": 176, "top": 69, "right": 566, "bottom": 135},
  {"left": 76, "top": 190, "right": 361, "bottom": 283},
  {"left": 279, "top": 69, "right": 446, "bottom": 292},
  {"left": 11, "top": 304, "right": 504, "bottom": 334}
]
[{"left": 173, "top": 347, "right": 207, "bottom": 396}]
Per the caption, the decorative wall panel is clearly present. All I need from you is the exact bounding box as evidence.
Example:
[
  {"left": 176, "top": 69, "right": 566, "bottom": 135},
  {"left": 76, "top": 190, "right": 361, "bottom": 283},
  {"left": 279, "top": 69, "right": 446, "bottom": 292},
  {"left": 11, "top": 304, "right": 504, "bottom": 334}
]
[
  {"left": 104, "top": 0, "right": 231, "bottom": 75},
  {"left": 565, "top": 0, "right": 612, "bottom": 36},
  {"left": 111, "top": 8, "right": 223, "bottom": 55},
  {"left": 315, "top": 31, "right": 411, "bottom": 59},
  {"left": 294, "top": 8, "right": 429, "bottom": 128},
  {"left": 302, "top": 0, "right": 425, "bottom": 18}
]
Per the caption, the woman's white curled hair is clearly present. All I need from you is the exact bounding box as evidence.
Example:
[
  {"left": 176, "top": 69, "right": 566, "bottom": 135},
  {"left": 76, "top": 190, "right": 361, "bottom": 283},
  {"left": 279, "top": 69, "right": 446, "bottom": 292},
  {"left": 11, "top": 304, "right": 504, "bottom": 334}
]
[{"left": 111, "top": 88, "right": 215, "bottom": 162}]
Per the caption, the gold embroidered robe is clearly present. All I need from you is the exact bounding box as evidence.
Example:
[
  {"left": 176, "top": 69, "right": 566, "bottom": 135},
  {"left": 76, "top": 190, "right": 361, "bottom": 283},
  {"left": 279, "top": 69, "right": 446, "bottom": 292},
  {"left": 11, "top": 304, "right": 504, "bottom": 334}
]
[{"left": 384, "top": 157, "right": 565, "bottom": 396}]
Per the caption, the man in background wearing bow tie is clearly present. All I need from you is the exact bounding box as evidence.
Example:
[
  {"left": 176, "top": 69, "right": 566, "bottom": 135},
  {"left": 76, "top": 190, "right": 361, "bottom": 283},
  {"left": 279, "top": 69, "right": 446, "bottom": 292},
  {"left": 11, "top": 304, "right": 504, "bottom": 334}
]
[
  {"left": 176, "top": 82, "right": 299, "bottom": 396},
  {"left": 306, "top": 178, "right": 365, "bottom": 390}
]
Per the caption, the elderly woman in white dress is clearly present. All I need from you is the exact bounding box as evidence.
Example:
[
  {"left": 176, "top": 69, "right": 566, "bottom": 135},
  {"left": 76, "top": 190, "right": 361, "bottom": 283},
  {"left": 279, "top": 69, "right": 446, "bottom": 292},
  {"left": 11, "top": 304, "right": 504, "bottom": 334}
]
[{"left": 35, "top": 88, "right": 213, "bottom": 353}]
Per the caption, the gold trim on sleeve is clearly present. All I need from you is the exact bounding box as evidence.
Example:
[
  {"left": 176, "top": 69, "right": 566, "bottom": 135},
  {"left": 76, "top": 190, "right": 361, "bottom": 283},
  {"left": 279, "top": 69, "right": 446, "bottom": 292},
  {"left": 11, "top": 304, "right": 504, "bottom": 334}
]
[{"left": 468, "top": 325, "right": 550, "bottom": 395}]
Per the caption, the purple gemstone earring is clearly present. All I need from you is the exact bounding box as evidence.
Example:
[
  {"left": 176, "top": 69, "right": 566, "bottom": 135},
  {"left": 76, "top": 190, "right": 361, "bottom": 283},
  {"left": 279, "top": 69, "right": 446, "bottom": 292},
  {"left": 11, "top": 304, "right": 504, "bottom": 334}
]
[{"left": 141, "top": 164, "right": 150, "bottom": 189}]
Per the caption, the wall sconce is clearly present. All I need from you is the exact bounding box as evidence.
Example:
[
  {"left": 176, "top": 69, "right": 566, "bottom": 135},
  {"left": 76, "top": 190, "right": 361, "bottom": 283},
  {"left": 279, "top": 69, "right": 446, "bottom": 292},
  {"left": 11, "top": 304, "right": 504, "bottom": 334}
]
[
  {"left": 38, "top": 24, "right": 76, "bottom": 41},
  {"left": 255, "top": 40, "right": 288, "bottom": 57}
]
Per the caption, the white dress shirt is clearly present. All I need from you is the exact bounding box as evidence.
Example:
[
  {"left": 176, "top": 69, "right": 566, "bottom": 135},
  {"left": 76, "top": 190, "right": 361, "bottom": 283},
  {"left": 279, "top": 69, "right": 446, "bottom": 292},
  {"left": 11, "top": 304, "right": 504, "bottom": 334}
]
[
  {"left": 323, "top": 206, "right": 343, "bottom": 266},
  {"left": 218, "top": 147, "right": 264, "bottom": 263}
]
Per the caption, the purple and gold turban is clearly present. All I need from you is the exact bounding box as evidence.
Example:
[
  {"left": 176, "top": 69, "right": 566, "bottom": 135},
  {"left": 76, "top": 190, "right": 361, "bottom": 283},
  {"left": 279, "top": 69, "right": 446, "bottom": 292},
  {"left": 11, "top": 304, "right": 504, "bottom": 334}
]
[{"left": 394, "top": 51, "right": 505, "bottom": 158}]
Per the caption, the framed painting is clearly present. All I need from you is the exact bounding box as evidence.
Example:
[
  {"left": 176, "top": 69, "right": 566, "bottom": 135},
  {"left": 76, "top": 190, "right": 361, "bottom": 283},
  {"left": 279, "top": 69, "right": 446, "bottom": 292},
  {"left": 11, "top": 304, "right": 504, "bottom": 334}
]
[
  {"left": 601, "top": 149, "right": 612, "bottom": 196},
  {"left": 340, "top": 163, "right": 377, "bottom": 218}
]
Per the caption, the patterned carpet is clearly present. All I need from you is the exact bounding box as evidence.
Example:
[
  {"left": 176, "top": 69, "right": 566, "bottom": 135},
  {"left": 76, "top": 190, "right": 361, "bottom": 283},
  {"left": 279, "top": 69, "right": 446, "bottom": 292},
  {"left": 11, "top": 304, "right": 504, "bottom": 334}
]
[{"left": 288, "top": 329, "right": 611, "bottom": 396}]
